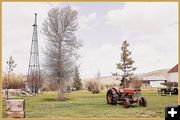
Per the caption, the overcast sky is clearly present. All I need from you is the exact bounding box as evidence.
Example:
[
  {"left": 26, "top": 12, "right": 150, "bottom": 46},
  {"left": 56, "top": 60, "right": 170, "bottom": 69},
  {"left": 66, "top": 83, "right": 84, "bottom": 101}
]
[{"left": 2, "top": 2, "right": 178, "bottom": 79}]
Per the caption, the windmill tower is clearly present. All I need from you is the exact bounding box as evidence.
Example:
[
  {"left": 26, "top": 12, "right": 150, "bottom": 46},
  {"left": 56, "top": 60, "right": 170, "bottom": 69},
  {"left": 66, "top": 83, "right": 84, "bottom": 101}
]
[{"left": 27, "top": 13, "right": 41, "bottom": 93}]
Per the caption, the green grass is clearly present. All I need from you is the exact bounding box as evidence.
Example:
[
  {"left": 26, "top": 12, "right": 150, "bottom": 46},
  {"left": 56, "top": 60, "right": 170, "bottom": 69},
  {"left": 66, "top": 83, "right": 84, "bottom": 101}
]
[{"left": 2, "top": 89, "right": 178, "bottom": 118}]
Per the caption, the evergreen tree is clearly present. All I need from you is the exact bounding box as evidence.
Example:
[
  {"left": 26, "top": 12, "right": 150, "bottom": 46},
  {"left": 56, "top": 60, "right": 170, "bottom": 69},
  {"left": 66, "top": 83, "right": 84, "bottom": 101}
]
[
  {"left": 72, "top": 66, "right": 82, "bottom": 90},
  {"left": 116, "top": 40, "right": 136, "bottom": 88}
]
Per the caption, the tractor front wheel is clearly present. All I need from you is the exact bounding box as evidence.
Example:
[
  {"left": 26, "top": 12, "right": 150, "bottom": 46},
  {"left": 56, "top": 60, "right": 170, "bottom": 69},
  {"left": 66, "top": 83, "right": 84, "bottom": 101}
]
[
  {"left": 123, "top": 98, "right": 130, "bottom": 108},
  {"left": 139, "top": 97, "right": 147, "bottom": 107}
]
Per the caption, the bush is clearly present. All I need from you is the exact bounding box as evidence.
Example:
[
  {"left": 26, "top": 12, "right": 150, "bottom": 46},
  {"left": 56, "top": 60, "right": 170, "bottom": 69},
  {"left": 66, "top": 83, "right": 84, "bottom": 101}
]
[
  {"left": 129, "top": 80, "right": 143, "bottom": 89},
  {"left": 85, "top": 80, "right": 101, "bottom": 94},
  {"left": 2, "top": 73, "right": 24, "bottom": 89},
  {"left": 41, "top": 86, "right": 50, "bottom": 91},
  {"left": 48, "top": 82, "right": 58, "bottom": 91},
  {"left": 104, "top": 82, "right": 119, "bottom": 89},
  {"left": 100, "top": 84, "right": 105, "bottom": 90},
  {"left": 109, "top": 82, "right": 119, "bottom": 88}
]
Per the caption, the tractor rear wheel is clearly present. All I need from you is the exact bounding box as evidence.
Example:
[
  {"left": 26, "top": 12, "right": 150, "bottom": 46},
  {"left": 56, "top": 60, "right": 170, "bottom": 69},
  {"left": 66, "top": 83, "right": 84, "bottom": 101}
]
[
  {"left": 139, "top": 97, "right": 147, "bottom": 107},
  {"left": 106, "top": 88, "right": 119, "bottom": 105},
  {"left": 123, "top": 98, "right": 130, "bottom": 108}
]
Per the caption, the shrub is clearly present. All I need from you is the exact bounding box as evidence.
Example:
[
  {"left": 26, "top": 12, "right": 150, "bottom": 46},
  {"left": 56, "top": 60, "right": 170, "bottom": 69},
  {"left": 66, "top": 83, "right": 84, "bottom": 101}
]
[
  {"left": 85, "top": 80, "right": 101, "bottom": 94},
  {"left": 2, "top": 73, "right": 24, "bottom": 89},
  {"left": 105, "top": 84, "right": 109, "bottom": 89},
  {"left": 100, "top": 84, "right": 105, "bottom": 90},
  {"left": 48, "top": 82, "right": 58, "bottom": 91},
  {"left": 109, "top": 82, "right": 119, "bottom": 88},
  {"left": 41, "top": 86, "right": 50, "bottom": 91},
  {"left": 103, "top": 82, "right": 120, "bottom": 90},
  {"left": 129, "top": 80, "right": 143, "bottom": 89}
]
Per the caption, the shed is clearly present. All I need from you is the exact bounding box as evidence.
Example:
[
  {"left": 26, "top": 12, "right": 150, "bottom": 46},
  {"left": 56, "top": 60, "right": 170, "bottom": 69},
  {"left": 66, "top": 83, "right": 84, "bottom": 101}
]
[{"left": 141, "top": 76, "right": 167, "bottom": 87}]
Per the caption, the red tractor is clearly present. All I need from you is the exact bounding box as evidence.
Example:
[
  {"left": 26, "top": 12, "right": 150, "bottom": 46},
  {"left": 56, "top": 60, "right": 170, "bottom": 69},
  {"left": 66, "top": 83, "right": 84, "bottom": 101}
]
[{"left": 106, "top": 87, "right": 147, "bottom": 108}]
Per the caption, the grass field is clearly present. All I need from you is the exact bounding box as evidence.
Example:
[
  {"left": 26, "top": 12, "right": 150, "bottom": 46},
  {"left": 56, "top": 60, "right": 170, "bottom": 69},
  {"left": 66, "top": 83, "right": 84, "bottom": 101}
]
[{"left": 2, "top": 89, "right": 178, "bottom": 118}]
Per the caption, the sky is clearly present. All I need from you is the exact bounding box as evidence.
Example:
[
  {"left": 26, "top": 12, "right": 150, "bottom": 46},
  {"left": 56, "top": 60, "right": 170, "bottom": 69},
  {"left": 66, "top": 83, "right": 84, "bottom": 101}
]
[{"left": 2, "top": 2, "right": 178, "bottom": 79}]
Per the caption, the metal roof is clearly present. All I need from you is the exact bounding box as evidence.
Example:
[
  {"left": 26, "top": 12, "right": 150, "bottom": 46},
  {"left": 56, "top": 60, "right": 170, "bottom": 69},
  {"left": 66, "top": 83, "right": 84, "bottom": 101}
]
[
  {"left": 168, "top": 64, "right": 178, "bottom": 73},
  {"left": 142, "top": 76, "right": 167, "bottom": 81}
]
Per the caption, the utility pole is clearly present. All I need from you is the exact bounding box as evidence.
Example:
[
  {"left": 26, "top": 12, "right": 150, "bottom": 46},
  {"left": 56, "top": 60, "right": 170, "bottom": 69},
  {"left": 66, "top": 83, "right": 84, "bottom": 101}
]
[{"left": 27, "top": 13, "right": 41, "bottom": 94}]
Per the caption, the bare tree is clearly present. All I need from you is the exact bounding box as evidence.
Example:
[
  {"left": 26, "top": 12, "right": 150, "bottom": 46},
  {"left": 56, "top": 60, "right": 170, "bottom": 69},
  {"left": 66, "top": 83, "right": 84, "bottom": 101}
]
[
  {"left": 42, "top": 7, "right": 82, "bottom": 100},
  {"left": 96, "top": 70, "right": 101, "bottom": 82},
  {"left": 6, "top": 56, "right": 17, "bottom": 100}
]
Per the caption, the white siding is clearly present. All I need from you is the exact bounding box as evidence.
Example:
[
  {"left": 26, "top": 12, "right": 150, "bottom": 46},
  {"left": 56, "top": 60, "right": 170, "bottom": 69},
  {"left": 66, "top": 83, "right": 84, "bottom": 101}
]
[
  {"left": 149, "top": 81, "right": 166, "bottom": 87},
  {"left": 168, "top": 72, "right": 178, "bottom": 82}
]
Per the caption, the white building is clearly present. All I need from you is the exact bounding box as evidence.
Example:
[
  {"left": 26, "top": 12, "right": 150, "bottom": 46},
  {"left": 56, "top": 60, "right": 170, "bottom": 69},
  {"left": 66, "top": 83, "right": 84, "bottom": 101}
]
[
  {"left": 168, "top": 64, "right": 178, "bottom": 82},
  {"left": 142, "top": 77, "right": 167, "bottom": 87}
]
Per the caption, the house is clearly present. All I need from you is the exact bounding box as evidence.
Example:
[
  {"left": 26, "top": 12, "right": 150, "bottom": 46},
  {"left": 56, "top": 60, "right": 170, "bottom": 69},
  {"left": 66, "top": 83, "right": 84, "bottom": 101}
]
[
  {"left": 168, "top": 64, "right": 178, "bottom": 82},
  {"left": 141, "top": 76, "right": 167, "bottom": 87}
]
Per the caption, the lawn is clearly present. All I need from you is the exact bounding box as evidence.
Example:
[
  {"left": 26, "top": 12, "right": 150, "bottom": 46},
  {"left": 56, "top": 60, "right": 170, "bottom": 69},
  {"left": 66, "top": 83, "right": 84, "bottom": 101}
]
[{"left": 2, "top": 88, "right": 178, "bottom": 118}]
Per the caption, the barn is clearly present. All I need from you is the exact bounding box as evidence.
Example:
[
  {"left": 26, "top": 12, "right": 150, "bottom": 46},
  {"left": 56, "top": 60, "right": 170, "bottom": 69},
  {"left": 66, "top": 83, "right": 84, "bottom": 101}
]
[{"left": 168, "top": 64, "right": 178, "bottom": 82}]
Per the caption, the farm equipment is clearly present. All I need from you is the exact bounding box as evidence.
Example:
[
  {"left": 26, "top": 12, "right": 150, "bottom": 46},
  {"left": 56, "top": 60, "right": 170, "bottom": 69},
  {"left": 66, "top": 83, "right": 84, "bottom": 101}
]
[
  {"left": 158, "top": 82, "right": 178, "bottom": 95},
  {"left": 106, "top": 87, "right": 147, "bottom": 108},
  {"left": 158, "top": 86, "right": 178, "bottom": 95}
]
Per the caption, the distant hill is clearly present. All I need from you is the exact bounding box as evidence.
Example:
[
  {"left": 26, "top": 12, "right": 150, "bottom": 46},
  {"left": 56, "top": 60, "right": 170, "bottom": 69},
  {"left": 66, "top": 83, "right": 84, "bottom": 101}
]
[
  {"left": 137, "top": 68, "right": 170, "bottom": 79},
  {"left": 82, "top": 75, "right": 120, "bottom": 86},
  {"left": 82, "top": 68, "right": 171, "bottom": 86}
]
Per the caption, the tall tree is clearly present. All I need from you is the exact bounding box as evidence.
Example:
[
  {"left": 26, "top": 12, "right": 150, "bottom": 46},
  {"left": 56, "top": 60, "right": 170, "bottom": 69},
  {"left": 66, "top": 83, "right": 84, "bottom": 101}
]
[
  {"left": 72, "top": 66, "right": 82, "bottom": 90},
  {"left": 116, "top": 40, "right": 136, "bottom": 88},
  {"left": 42, "top": 7, "right": 82, "bottom": 100}
]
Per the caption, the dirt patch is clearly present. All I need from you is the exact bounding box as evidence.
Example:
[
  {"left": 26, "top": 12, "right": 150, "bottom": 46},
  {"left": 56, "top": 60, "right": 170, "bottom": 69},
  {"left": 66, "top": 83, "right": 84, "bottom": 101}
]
[{"left": 136, "top": 110, "right": 157, "bottom": 117}]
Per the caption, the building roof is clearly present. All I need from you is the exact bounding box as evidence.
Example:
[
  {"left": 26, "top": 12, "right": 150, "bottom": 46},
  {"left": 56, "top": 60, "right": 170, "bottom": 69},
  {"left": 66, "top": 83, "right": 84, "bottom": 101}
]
[
  {"left": 142, "top": 77, "right": 167, "bottom": 81},
  {"left": 168, "top": 64, "right": 178, "bottom": 73}
]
